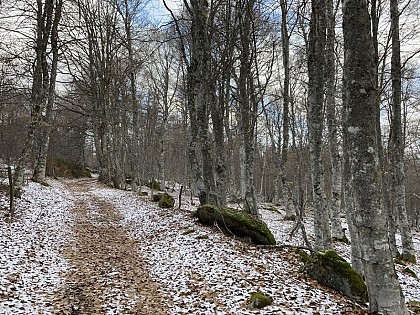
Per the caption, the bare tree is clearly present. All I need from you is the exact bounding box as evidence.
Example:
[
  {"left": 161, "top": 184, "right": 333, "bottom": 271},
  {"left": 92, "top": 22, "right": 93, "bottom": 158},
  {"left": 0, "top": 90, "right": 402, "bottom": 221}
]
[
  {"left": 325, "top": 0, "right": 344, "bottom": 241},
  {"left": 13, "top": 0, "right": 64, "bottom": 191},
  {"left": 389, "top": 0, "right": 416, "bottom": 262},
  {"left": 307, "top": 0, "right": 332, "bottom": 250},
  {"left": 342, "top": 0, "right": 408, "bottom": 313},
  {"left": 33, "top": 0, "right": 64, "bottom": 183}
]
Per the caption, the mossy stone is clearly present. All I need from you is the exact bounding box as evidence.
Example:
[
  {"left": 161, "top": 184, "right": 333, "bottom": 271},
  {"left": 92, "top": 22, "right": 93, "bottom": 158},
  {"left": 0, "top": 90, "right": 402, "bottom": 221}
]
[
  {"left": 304, "top": 250, "right": 367, "bottom": 302},
  {"left": 182, "top": 229, "right": 195, "bottom": 235},
  {"left": 296, "top": 249, "right": 311, "bottom": 263},
  {"left": 403, "top": 267, "right": 418, "bottom": 278},
  {"left": 196, "top": 205, "right": 276, "bottom": 245},
  {"left": 400, "top": 252, "right": 417, "bottom": 264},
  {"left": 152, "top": 193, "right": 163, "bottom": 202},
  {"left": 158, "top": 193, "right": 175, "bottom": 208},
  {"left": 247, "top": 292, "right": 272, "bottom": 309}
]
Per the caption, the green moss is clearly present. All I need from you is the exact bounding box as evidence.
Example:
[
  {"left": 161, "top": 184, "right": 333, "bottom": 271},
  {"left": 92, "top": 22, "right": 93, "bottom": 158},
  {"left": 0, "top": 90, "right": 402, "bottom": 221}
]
[
  {"left": 196, "top": 204, "right": 276, "bottom": 245},
  {"left": 394, "top": 258, "right": 407, "bottom": 266},
  {"left": 40, "top": 181, "right": 50, "bottom": 187},
  {"left": 140, "top": 191, "right": 148, "bottom": 196},
  {"left": 322, "top": 250, "right": 366, "bottom": 296},
  {"left": 222, "top": 207, "right": 276, "bottom": 245},
  {"left": 403, "top": 267, "right": 418, "bottom": 278},
  {"left": 182, "top": 229, "right": 196, "bottom": 235},
  {"left": 296, "top": 249, "right": 311, "bottom": 263},
  {"left": 400, "top": 252, "right": 417, "bottom": 264},
  {"left": 158, "top": 193, "right": 174, "bottom": 208},
  {"left": 196, "top": 235, "right": 209, "bottom": 240},
  {"left": 306, "top": 250, "right": 367, "bottom": 302},
  {"left": 152, "top": 194, "right": 163, "bottom": 202},
  {"left": 190, "top": 210, "right": 198, "bottom": 218},
  {"left": 247, "top": 292, "right": 272, "bottom": 309}
]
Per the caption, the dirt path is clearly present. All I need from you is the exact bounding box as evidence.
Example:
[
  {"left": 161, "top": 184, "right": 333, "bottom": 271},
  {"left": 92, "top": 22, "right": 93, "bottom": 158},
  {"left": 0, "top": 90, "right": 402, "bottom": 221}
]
[{"left": 53, "top": 179, "right": 168, "bottom": 315}]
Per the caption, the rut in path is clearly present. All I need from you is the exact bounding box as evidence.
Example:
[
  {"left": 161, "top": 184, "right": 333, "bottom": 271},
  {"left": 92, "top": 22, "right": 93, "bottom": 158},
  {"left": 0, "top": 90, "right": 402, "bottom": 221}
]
[{"left": 53, "top": 179, "right": 168, "bottom": 315}]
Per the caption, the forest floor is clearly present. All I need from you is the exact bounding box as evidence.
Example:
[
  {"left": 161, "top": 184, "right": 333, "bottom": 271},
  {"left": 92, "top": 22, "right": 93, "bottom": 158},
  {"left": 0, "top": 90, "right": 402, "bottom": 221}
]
[{"left": 0, "top": 177, "right": 419, "bottom": 314}]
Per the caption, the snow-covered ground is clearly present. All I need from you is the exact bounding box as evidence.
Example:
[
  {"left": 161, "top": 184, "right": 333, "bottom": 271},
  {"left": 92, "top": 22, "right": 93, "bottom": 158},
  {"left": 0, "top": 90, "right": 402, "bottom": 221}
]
[
  {"left": 0, "top": 179, "right": 419, "bottom": 314},
  {"left": 0, "top": 180, "right": 74, "bottom": 314}
]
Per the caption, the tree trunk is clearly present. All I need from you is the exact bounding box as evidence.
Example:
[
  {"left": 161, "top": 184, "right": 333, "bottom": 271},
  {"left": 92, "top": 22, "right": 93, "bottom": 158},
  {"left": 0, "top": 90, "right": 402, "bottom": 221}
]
[
  {"left": 390, "top": 0, "right": 416, "bottom": 263},
  {"left": 13, "top": 0, "right": 55, "bottom": 191},
  {"left": 325, "top": 0, "right": 344, "bottom": 241},
  {"left": 342, "top": 1, "right": 408, "bottom": 313},
  {"left": 33, "top": 0, "right": 63, "bottom": 183},
  {"left": 307, "top": 0, "right": 332, "bottom": 250},
  {"left": 186, "top": 0, "right": 216, "bottom": 205},
  {"left": 280, "top": 0, "right": 294, "bottom": 219},
  {"left": 237, "top": 0, "right": 259, "bottom": 218}
]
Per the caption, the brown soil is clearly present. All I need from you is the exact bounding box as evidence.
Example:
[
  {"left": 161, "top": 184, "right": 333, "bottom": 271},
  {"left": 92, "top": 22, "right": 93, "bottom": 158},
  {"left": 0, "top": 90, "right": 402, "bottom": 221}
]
[{"left": 53, "top": 179, "right": 168, "bottom": 315}]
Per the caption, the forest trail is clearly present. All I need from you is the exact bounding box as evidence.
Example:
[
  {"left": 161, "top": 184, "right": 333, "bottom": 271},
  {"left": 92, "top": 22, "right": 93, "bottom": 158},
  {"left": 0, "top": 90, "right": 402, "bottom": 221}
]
[{"left": 52, "top": 178, "right": 168, "bottom": 315}]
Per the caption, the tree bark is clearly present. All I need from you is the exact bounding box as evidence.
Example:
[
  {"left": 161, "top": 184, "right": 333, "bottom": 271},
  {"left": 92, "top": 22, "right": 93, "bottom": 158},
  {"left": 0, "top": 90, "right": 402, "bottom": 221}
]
[
  {"left": 325, "top": 0, "right": 344, "bottom": 241},
  {"left": 237, "top": 0, "right": 259, "bottom": 218},
  {"left": 342, "top": 0, "right": 409, "bottom": 313},
  {"left": 13, "top": 0, "right": 55, "bottom": 191},
  {"left": 390, "top": 0, "right": 416, "bottom": 263},
  {"left": 307, "top": 0, "right": 332, "bottom": 250},
  {"left": 186, "top": 0, "right": 215, "bottom": 205},
  {"left": 280, "top": 0, "right": 294, "bottom": 219},
  {"left": 33, "top": 0, "right": 63, "bottom": 183}
]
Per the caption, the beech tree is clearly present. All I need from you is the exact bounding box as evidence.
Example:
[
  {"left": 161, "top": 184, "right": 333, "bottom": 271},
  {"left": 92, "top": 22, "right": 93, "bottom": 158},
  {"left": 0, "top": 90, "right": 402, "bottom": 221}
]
[
  {"left": 342, "top": 0, "right": 408, "bottom": 313},
  {"left": 325, "top": 0, "right": 344, "bottom": 241},
  {"left": 11, "top": 0, "right": 64, "bottom": 191},
  {"left": 307, "top": 0, "right": 332, "bottom": 250},
  {"left": 389, "top": 0, "right": 416, "bottom": 263}
]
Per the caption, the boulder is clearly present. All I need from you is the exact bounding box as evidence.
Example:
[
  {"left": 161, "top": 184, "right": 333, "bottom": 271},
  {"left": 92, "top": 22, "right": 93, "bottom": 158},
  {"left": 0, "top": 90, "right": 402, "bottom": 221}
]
[
  {"left": 152, "top": 193, "right": 163, "bottom": 202},
  {"left": 304, "top": 250, "right": 367, "bottom": 302},
  {"left": 158, "top": 193, "right": 175, "bottom": 208},
  {"left": 196, "top": 205, "right": 276, "bottom": 245},
  {"left": 247, "top": 292, "right": 272, "bottom": 309}
]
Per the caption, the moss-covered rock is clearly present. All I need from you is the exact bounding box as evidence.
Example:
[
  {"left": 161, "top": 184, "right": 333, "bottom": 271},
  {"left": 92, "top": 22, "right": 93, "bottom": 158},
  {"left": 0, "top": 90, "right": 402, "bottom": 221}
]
[
  {"left": 247, "top": 292, "right": 272, "bottom": 309},
  {"left": 403, "top": 267, "right": 418, "bottom": 278},
  {"left": 152, "top": 193, "right": 163, "bottom": 202},
  {"left": 304, "top": 250, "right": 367, "bottom": 302},
  {"left": 296, "top": 249, "right": 311, "bottom": 263},
  {"left": 196, "top": 205, "right": 276, "bottom": 245},
  {"left": 158, "top": 193, "right": 175, "bottom": 208},
  {"left": 182, "top": 229, "right": 195, "bottom": 235},
  {"left": 400, "top": 252, "right": 417, "bottom": 264}
]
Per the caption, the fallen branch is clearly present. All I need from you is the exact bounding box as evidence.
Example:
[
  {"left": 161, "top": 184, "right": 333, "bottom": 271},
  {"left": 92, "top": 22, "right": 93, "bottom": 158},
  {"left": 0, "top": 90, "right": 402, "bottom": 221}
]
[{"left": 256, "top": 243, "right": 315, "bottom": 253}]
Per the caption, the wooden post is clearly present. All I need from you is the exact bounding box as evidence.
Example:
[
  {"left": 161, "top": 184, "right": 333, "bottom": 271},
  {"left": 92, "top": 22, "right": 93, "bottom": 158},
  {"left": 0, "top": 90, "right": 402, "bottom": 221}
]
[
  {"left": 8, "top": 166, "right": 15, "bottom": 217},
  {"left": 178, "top": 185, "right": 183, "bottom": 209}
]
